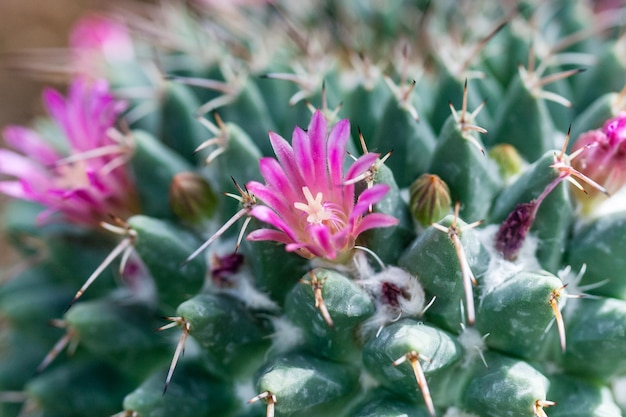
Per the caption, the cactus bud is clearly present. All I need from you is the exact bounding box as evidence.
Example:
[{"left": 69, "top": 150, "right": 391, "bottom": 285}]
[
  {"left": 409, "top": 174, "right": 451, "bottom": 228},
  {"left": 169, "top": 172, "right": 218, "bottom": 223},
  {"left": 488, "top": 144, "right": 524, "bottom": 180},
  {"left": 571, "top": 112, "right": 626, "bottom": 212}
]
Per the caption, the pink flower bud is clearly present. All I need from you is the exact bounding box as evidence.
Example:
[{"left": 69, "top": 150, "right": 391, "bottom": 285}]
[{"left": 571, "top": 112, "right": 626, "bottom": 210}]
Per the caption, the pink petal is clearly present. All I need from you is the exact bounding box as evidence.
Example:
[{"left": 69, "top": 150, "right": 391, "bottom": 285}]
[
  {"left": 309, "top": 223, "right": 335, "bottom": 259},
  {"left": 3, "top": 126, "right": 60, "bottom": 165},
  {"left": 292, "top": 126, "right": 314, "bottom": 180},
  {"left": 249, "top": 205, "right": 298, "bottom": 241},
  {"left": 327, "top": 119, "right": 350, "bottom": 191},
  {"left": 0, "top": 180, "right": 29, "bottom": 200},
  {"left": 285, "top": 242, "right": 323, "bottom": 258},
  {"left": 258, "top": 157, "right": 300, "bottom": 202},
  {"left": 246, "top": 181, "right": 299, "bottom": 224},
  {"left": 351, "top": 184, "right": 391, "bottom": 220},
  {"left": 246, "top": 228, "right": 293, "bottom": 244},
  {"left": 307, "top": 110, "right": 327, "bottom": 180},
  {"left": 42, "top": 87, "right": 67, "bottom": 129},
  {"left": 268, "top": 131, "right": 305, "bottom": 191},
  {"left": 353, "top": 213, "right": 399, "bottom": 236},
  {"left": 345, "top": 153, "right": 380, "bottom": 183},
  {"left": 0, "top": 150, "right": 49, "bottom": 184}
]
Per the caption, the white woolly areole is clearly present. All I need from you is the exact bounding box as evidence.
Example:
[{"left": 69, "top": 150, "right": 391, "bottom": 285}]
[
  {"left": 215, "top": 267, "right": 279, "bottom": 312},
  {"left": 443, "top": 407, "right": 481, "bottom": 417},
  {"left": 357, "top": 266, "right": 427, "bottom": 338},
  {"left": 266, "top": 316, "right": 305, "bottom": 356},
  {"left": 234, "top": 379, "right": 258, "bottom": 409},
  {"left": 205, "top": 238, "right": 279, "bottom": 312},
  {"left": 457, "top": 325, "right": 488, "bottom": 368},
  {"left": 612, "top": 376, "right": 626, "bottom": 408},
  {"left": 476, "top": 224, "right": 542, "bottom": 297}
]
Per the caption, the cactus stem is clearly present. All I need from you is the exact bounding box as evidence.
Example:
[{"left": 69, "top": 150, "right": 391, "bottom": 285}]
[
  {"left": 195, "top": 113, "right": 229, "bottom": 164},
  {"left": 345, "top": 129, "right": 392, "bottom": 212},
  {"left": 53, "top": 129, "right": 133, "bottom": 177},
  {"left": 431, "top": 202, "right": 481, "bottom": 325},
  {"left": 612, "top": 84, "right": 626, "bottom": 114},
  {"left": 166, "top": 75, "right": 236, "bottom": 95},
  {"left": 158, "top": 316, "right": 190, "bottom": 395},
  {"left": 37, "top": 322, "right": 78, "bottom": 373},
  {"left": 0, "top": 391, "right": 27, "bottom": 403},
  {"left": 300, "top": 271, "right": 334, "bottom": 327},
  {"left": 196, "top": 94, "right": 237, "bottom": 119},
  {"left": 305, "top": 80, "right": 343, "bottom": 125},
  {"left": 497, "top": 129, "right": 609, "bottom": 260},
  {"left": 383, "top": 75, "right": 419, "bottom": 121},
  {"left": 184, "top": 179, "right": 256, "bottom": 264},
  {"left": 460, "top": 18, "right": 509, "bottom": 74},
  {"left": 264, "top": 60, "right": 325, "bottom": 106},
  {"left": 68, "top": 221, "right": 136, "bottom": 309},
  {"left": 549, "top": 286, "right": 567, "bottom": 352},
  {"left": 520, "top": 49, "right": 583, "bottom": 108},
  {"left": 111, "top": 411, "right": 139, "bottom": 417},
  {"left": 248, "top": 391, "right": 277, "bottom": 417},
  {"left": 459, "top": 323, "right": 489, "bottom": 368},
  {"left": 383, "top": 45, "right": 420, "bottom": 120},
  {"left": 448, "top": 80, "right": 486, "bottom": 154},
  {"left": 533, "top": 399, "right": 556, "bottom": 417},
  {"left": 354, "top": 245, "right": 386, "bottom": 270},
  {"left": 393, "top": 351, "right": 436, "bottom": 417},
  {"left": 550, "top": 128, "right": 610, "bottom": 197}
]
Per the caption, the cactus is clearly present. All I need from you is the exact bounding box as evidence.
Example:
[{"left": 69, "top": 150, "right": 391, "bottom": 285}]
[{"left": 3, "top": 1, "right": 626, "bottom": 416}]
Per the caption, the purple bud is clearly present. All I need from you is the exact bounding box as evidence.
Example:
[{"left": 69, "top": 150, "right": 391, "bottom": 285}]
[{"left": 495, "top": 201, "right": 537, "bottom": 261}]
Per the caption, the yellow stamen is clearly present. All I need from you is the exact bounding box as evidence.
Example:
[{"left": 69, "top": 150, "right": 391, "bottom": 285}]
[{"left": 294, "top": 187, "right": 332, "bottom": 224}]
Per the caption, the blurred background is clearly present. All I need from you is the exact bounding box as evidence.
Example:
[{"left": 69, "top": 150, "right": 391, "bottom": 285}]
[{"left": 0, "top": 0, "right": 96, "bottom": 267}]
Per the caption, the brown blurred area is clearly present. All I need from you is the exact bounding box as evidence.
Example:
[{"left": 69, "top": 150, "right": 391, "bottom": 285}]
[{"left": 0, "top": 0, "right": 96, "bottom": 269}]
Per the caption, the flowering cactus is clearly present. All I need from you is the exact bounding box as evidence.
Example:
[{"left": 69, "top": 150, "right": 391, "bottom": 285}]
[
  {"left": 0, "top": 77, "right": 136, "bottom": 226},
  {"left": 246, "top": 110, "right": 398, "bottom": 261},
  {"left": 2, "top": 2, "right": 626, "bottom": 417}
]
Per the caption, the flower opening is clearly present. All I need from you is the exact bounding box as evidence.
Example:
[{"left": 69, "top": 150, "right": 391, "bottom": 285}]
[
  {"left": 0, "top": 77, "right": 138, "bottom": 227},
  {"left": 571, "top": 112, "right": 626, "bottom": 210},
  {"left": 246, "top": 110, "right": 398, "bottom": 261},
  {"left": 70, "top": 14, "right": 135, "bottom": 78}
]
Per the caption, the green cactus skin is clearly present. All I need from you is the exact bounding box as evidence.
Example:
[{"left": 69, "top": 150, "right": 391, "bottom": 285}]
[{"left": 3, "top": 2, "right": 626, "bottom": 417}]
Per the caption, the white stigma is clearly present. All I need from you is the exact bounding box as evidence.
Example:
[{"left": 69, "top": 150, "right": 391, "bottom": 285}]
[{"left": 294, "top": 186, "right": 332, "bottom": 224}]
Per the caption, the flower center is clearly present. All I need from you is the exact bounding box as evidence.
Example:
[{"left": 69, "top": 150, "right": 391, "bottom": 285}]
[
  {"left": 294, "top": 186, "right": 333, "bottom": 224},
  {"left": 54, "top": 160, "right": 91, "bottom": 190}
]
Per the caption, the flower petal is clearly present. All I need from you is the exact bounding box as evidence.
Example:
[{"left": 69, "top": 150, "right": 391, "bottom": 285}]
[
  {"left": 292, "top": 126, "right": 314, "bottom": 180},
  {"left": 269, "top": 131, "right": 305, "bottom": 191},
  {"left": 247, "top": 228, "right": 293, "bottom": 244},
  {"left": 246, "top": 181, "right": 299, "bottom": 224},
  {"left": 3, "top": 126, "right": 60, "bottom": 165},
  {"left": 0, "top": 149, "right": 49, "bottom": 184},
  {"left": 345, "top": 152, "right": 380, "bottom": 183},
  {"left": 249, "top": 205, "right": 298, "bottom": 241},
  {"left": 0, "top": 180, "right": 29, "bottom": 200},
  {"left": 307, "top": 110, "right": 327, "bottom": 180},
  {"left": 327, "top": 119, "right": 350, "bottom": 191},
  {"left": 309, "top": 223, "right": 335, "bottom": 259},
  {"left": 351, "top": 184, "right": 391, "bottom": 220},
  {"left": 353, "top": 213, "right": 399, "bottom": 236},
  {"left": 258, "top": 157, "right": 300, "bottom": 202}
]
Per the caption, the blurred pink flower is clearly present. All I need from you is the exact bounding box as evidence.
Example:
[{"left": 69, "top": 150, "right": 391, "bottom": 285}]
[
  {"left": 246, "top": 110, "right": 398, "bottom": 261},
  {"left": 70, "top": 14, "right": 135, "bottom": 77},
  {"left": 571, "top": 112, "right": 626, "bottom": 206},
  {"left": 0, "top": 77, "right": 138, "bottom": 227}
]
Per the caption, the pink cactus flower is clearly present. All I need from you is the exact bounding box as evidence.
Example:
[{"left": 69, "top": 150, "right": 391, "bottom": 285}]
[
  {"left": 0, "top": 77, "right": 138, "bottom": 227},
  {"left": 572, "top": 112, "right": 626, "bottom": 202},
  {"left": 70, "top": 14, "right": 135, "bottom": 77},
  {"left": 245, "top": 110, "right": 398, "bottom": 261}
]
